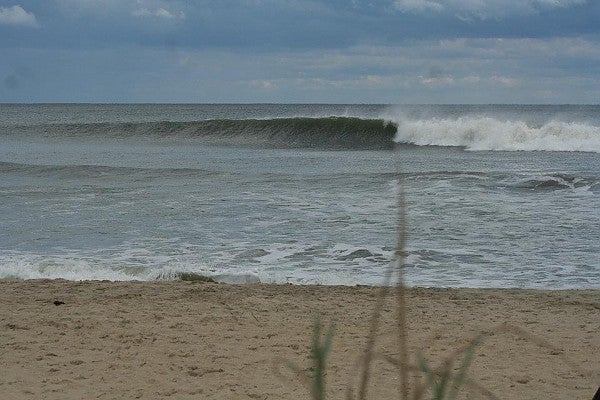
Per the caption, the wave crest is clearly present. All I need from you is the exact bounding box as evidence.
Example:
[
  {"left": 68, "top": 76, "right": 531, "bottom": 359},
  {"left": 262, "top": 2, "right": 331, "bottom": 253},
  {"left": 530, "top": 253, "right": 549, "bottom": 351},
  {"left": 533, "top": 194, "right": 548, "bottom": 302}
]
[{"left": 391, "top": 116, "right": 600, "bottom": 153}]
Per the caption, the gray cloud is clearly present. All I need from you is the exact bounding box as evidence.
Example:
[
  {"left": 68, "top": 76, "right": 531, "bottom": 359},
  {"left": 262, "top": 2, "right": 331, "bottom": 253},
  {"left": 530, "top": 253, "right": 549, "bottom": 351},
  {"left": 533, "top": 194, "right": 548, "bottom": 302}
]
[
  {"left": 2, "top": 65, "right": 36, "bottom": 93},
  {"left": 132, "top": 8, "right": 184, "bottom": 19},
  {"left": 0, "top": 5, "right": 39, "bottom": 27},
  {"left": 4, "top": 75, "right": 18, "bottom": 90}
]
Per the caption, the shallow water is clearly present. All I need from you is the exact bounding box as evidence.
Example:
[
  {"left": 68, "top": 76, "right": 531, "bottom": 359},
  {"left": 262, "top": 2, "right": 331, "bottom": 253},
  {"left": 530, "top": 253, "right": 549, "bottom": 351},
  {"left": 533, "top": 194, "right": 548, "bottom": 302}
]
[{"left": 1, "top": 104, "right": 598, "bottom": 288}]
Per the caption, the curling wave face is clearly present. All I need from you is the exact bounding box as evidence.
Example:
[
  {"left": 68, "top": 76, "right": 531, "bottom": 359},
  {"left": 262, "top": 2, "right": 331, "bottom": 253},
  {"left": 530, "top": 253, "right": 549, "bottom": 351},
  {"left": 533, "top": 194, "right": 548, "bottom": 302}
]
[{"left": 5, "top": 117, "right": 397, "bottom": 150}]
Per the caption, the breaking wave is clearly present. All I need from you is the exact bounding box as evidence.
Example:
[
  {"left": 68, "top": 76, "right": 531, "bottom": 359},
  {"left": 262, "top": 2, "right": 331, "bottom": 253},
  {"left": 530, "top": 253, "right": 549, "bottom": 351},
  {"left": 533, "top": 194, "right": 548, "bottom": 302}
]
[
  {"left": 5, "top": 114, "right": 600, "bottom": 153},
  {"left": 391, "top": 116, "right": 600, "bottom": 153},
  {"left": 0, "top": 254, "right": 261, "bottom": 284}
]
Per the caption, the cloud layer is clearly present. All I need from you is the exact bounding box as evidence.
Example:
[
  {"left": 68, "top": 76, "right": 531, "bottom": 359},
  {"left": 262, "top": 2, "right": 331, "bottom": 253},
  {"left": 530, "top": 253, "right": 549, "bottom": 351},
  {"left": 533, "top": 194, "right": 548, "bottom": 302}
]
[
  {"left": 394, "top": 0, "right": 588, "bottom": 19},
  {"left": 0, "top": 0, "right": 598, "bottom": 103}
]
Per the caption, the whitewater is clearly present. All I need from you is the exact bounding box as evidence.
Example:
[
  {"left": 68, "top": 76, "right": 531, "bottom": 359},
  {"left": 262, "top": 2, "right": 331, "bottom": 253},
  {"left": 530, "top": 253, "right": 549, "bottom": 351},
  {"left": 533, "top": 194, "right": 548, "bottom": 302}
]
[
  {"left": 392, "top": 116, "right": 600, "bottom": 153},
  {"left": 0, "top": 104, "right": 598, "bottom": 288}
]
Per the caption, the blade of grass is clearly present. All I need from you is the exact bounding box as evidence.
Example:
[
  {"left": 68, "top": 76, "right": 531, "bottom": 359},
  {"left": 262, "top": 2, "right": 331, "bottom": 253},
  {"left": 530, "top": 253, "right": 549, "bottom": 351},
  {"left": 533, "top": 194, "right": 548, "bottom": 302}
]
[
  {"left": 414, "top": 340, "right": 478, "bottom": 400},
  {"left": 447, "top": 339, "right": 479, "bottom": 400},
  {"left": 416, "top": 352, "right": 437, "bottom": 391},
  {"left": 434, "top": 363, "right": 451, "bottom": 399},
  {"left": 311, "top": 318, "right": 336, "bottom": 400},
  {"left": 395, "top": 167, "right": 409, "bottom": 400}
]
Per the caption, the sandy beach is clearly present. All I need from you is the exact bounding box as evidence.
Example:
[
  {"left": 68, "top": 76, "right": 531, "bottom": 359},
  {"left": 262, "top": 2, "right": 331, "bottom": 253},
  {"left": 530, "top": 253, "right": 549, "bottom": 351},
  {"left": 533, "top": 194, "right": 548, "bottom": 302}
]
[{"left": 0, "top": 280, "right": 598, "bottom": 399}]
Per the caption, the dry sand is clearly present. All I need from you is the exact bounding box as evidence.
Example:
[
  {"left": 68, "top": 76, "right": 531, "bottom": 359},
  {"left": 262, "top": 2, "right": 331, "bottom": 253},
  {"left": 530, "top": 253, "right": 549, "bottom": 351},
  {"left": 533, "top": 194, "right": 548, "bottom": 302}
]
[{"left": 0, "top": 280, "right": 598, "bottom": 399}]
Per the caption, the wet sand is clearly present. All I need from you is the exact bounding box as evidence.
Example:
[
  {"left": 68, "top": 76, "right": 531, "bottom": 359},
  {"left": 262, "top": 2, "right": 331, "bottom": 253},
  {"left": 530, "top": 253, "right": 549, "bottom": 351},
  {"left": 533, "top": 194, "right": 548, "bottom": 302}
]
[{"left": 0, "top": 280, "right": 598, "bottom": 399}]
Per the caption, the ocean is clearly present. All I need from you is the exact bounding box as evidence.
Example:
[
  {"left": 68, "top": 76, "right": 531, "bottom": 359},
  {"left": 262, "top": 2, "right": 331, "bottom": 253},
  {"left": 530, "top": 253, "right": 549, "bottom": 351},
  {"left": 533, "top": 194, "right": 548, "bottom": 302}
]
[{"left": 1, "top": 104, "right": 598, "bottom": 289}]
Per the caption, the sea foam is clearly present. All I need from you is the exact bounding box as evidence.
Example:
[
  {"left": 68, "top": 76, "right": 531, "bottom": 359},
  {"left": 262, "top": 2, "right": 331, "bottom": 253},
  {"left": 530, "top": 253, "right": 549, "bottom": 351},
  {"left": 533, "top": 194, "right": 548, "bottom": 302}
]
[{"left": 389, "top": 116, "right": 600, "bottom": 153}]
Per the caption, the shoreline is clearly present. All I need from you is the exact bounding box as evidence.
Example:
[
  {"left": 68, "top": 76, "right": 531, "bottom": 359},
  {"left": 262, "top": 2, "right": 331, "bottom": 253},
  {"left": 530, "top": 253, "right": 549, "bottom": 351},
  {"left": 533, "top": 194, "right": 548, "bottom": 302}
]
[{"left": 1, "top": 280, "right": 598, "bottom": 399}]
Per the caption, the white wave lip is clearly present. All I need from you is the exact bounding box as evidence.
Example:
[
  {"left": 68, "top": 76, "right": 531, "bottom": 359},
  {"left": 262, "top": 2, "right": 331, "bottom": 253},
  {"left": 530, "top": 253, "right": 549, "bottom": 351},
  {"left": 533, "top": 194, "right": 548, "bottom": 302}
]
[{"left": 391, "top": 116, "right": 600, "bottom": 153}]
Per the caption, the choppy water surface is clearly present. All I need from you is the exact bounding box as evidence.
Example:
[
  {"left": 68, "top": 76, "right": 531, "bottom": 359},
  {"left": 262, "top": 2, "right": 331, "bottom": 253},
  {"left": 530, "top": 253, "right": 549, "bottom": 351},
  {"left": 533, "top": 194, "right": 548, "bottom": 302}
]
[{"left": 1, "top": 104, "right": 598, "bottom": 288}]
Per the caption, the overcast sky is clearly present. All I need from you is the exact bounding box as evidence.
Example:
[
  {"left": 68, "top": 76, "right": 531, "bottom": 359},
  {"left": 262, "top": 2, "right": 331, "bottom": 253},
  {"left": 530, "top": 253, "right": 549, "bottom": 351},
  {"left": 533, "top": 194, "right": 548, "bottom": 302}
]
[{"left": 1, "top": 0, "right": 599, "bottom": 103}]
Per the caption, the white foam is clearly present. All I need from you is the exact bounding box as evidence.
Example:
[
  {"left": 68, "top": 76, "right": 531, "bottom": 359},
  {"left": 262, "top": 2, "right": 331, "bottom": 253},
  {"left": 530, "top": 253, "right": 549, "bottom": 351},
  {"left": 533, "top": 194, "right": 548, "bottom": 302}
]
[
  {"left": 0, "top": 254, "right": 142, "bottom": 281},
  {"left": 387, "top": 115, "right": 600, "bottom": 153},
  {"left": 0, "top": 251, "right": 216, "bottom": 282}
]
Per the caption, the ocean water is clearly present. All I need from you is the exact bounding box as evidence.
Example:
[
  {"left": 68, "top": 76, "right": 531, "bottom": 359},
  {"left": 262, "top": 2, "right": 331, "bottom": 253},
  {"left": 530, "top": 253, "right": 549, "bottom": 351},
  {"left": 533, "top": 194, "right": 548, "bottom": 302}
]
[{"left": 1, "top": 104, "right": 598, "bottom": 289}]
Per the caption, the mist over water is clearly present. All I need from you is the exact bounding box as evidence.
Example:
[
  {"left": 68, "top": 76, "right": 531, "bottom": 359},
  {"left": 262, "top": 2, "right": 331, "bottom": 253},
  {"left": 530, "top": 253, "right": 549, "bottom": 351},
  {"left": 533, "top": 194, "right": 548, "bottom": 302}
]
[{"left": 1, "top": 104, "right": 598, "bottom": 288}]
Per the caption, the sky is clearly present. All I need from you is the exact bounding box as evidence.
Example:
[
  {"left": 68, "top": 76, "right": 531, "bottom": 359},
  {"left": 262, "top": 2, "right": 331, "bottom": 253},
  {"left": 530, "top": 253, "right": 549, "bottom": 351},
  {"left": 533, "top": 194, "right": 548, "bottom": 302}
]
[{"left": 1, "top": 0, "right": 599, "bottom": 103}]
